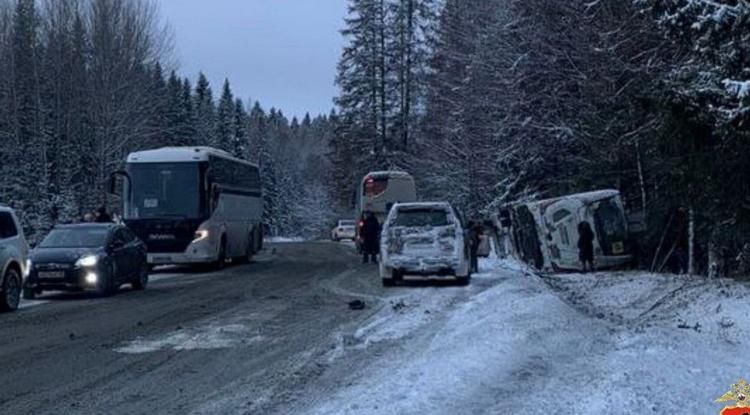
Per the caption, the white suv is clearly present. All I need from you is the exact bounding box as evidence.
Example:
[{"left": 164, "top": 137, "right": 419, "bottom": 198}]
[
  {"left": 0, "top": 206, "right": 29, "bottom": 311},
  {"left": 379, "top": 202, "right": 470, "bottom": 286}
]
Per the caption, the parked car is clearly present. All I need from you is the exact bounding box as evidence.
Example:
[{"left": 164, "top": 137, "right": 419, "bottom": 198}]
[
  {"left": 0, "top": 205, "right": 29, "bottom": 312},
  {"left": 24, "top": 223, "right": 148, "bottom": 298},
  {"left": 379, "top": 202, "right": 470, "bottom": 286},
  {"left": 331, "top": 219, "right": 357, "bottom": 241}
]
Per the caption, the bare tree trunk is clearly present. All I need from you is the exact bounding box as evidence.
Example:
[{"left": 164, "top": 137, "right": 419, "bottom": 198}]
[
  {"left": 379, "top": 0, "right": 387, "bottom": 156},
  {"left": 688, "top": 206, "right": 695, "bottom": 275},
  {"left": 651, "top": 212, "right": 674, "bottom": 272},
  {"left": 636, "top": 141, "right": 647, "bottom": 217},
  {"left": 403, "top": 0, "right": 413, "bottom": 151}
]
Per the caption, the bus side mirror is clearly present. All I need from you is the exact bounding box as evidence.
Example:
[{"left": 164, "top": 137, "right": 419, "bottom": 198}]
[
  {"left": 107, "top": 174, "right": 117, "bottom": 195},
  {"left": 108, "top": 171, "right": 130, "bottom": 196}
]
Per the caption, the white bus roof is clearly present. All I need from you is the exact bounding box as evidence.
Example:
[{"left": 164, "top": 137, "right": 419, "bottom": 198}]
[{"left": 127, "top": 146, "right": 258, "bottom": 167}]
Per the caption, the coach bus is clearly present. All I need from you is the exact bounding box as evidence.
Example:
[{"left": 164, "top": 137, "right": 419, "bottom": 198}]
[
  {"left": 111, "top": 147, "right": 263, "bottom": 268},
  {"left": 355, "top": 171, "right": 417, "bottom": 251}
]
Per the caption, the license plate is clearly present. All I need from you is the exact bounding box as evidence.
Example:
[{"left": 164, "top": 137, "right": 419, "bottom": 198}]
[
  {"left": 612, "top": 242, "right": 624, "bottom": 255},
  {"left": 39, "top": 271, "right": 65, "bottom": 279}
]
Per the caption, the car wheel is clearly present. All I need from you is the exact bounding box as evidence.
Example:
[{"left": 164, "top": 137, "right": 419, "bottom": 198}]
[
  {"left": 0, "top": 268, "right": 22, "bottom": 311},
  {"left": 97, "top": 264, "right": 116, "bottom": 297},
  {"left": 132, "top": 261, "right": 149, "bottom": 290},
  {"left": 382, "top": 278, "right": 395, "bottom": 287}
]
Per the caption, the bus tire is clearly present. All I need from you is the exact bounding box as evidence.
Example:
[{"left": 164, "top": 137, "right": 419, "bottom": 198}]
[{"left": 244, "top": 231, "right": 256, "bottom": 263}]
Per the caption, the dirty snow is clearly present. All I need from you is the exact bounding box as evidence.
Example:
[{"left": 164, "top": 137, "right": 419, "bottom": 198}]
[
  {"left": 265, "top": 236, "right": 305, "bottom": 243},
  {"left": 304, "top": 259, "right": 750, "bottom": 414},
  {"left": 116, "top": 323, "right": 265, "bottom": 353}
]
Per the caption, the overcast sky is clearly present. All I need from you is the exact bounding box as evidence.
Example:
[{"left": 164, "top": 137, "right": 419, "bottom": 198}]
[{"left": 159, "top": 0, "right": 347, "bottom": 119}]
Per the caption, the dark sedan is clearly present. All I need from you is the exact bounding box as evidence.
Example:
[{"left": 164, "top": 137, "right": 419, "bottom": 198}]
[{"left": 23, "top": 223, "right": 148, "bottom": 298}]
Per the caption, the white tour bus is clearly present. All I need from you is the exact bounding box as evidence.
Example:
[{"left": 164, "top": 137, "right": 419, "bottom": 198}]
[
  {"left": 112, "top": 147, "right": 263, "bottom": 267},
  {"left": 355, "top": 171, "right": 417, "bottom": 250}
]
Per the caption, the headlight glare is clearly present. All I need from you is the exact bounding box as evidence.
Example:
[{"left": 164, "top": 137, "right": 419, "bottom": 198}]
[
  {"left": 193, "top": 229, "right": 209, "bottom": 242},
  {"left": 76, "top": 255, "right": 98, "bottom": 267}
]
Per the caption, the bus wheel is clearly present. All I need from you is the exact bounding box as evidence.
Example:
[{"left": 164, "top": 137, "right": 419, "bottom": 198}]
[{"left": 244, "top": 232, "right": 256, "bottom": 263}]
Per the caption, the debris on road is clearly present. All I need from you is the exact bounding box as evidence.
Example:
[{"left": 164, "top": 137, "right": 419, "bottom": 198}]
[{"left": 348, "top": 300, "right": 366, "bottom": 310}]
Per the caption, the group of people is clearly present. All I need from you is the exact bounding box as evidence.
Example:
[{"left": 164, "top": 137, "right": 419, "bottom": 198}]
[
  {"left": 358, "top": 211, "right": 597, "bottom": 273},
  {"left": 81, "top": 206, "right": 114, "bottom": 224},
  {"left": 358, "top": 211, "right": 488, "bottom": 273}
]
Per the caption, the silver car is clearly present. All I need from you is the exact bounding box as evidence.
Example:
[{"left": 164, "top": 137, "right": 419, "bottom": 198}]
[{"left": 0, "top": 205, "right": 29, "bottom": 311}]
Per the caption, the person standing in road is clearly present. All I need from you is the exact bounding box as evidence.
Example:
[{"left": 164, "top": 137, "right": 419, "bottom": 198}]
[
  {"left": 468, "top": 222, "right": 482, "bottom": 274},
  {"left": 577, "top": 221, "right": 595, "bottom": 272},
  {"left": 361, "top": 211, "right": 381, "bottom": 264}
]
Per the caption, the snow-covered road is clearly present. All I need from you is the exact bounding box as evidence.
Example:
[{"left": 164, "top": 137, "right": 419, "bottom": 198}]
[{"left": 1, "top": 242, "right": 746, "bottom": 414}]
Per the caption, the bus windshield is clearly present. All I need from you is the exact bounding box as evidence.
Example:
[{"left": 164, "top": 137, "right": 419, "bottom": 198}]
[
  {"left": 363, "top": 177, "right": 388, "bottom": 197},
  {"left": 125, "top": 163, "right": 202, "bottom": 219}
]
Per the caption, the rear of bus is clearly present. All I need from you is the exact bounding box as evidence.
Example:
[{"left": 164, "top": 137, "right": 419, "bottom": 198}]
[{"left": 355, "top": 171, "right": 417, "bottom": 251}]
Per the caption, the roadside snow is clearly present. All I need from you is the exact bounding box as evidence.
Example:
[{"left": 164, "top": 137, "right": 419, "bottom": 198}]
[
  {"left": 266, "top": 237, "right": 305, "bottom": 243},
  {"left": 304, "top": 261, "right": 750, "bottom": 414}
]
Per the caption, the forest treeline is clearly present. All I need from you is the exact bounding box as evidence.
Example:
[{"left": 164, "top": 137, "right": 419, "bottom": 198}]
[
  {"left": 0, "top": 0, "right": 336, "bottom": 240},
  {"left": 332, "top": 0, "right": 750, "bottom": 277},
  {"left": 1, "top": 0, "right": 748, "bottom": 276}
]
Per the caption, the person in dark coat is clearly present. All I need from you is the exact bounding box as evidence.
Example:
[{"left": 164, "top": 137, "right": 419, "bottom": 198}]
[
  {"left": 467, "top": 222, "right": 482, "bottom": 273},
  {"left": 95, "top": 206, "right": 112, "bottom": 223},
  {"left": 361, "top": 212, "right": 381, "bottom": 264},
  {"left": 577, "top": 221, "right": 595, "bottom": 272}
]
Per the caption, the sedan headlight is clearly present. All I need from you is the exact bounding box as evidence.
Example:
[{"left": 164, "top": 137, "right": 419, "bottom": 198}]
[
  {"left": 24, "top": 259, "right": 32, "bottom": 277},
  {"left": 76, "top": 255, "right": 98, "bottom": 267}
]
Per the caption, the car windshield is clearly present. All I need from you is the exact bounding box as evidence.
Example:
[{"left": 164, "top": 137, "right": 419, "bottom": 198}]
[
  {"left": 339, "top": 220, "right": 356, "bottom": 227},
  {"left": 392, "top": 208, "right": 449, "bottom": 227},
  {"left": 39, "top": 228, "right": 109, "bottom": 248}
]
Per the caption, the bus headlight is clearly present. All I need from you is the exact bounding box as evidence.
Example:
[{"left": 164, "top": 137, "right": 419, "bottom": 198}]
[
  {"left": 76, "top": 255, "right": 98, "bottom": 268},
  {"left": 193, "top": 230, "right": 209, "bottom": 242}
]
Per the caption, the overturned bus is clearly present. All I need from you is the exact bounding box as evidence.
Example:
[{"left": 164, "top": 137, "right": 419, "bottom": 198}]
[{"left": 497, "top": 190, "right": 633, "bottom": 272}]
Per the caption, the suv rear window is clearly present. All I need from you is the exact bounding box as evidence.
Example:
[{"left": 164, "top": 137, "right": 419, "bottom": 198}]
[
  {"left": 393, "top": 209, "right": 449, "bottom": 227},
  {"left": 0, "top": 212, "right": 18, "bottom": 239}
]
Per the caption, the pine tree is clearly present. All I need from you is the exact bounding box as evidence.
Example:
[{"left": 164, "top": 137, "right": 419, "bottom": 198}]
[
  {"left": 12, "top": 0, "right": 51, "bottom": 239},
  {"left": 193, "top": 72, "right": 216, "bottom": 147},
  {"left": 180, "top": 78, "right": 197, "bottom": 146},
  {"left": 216, "top": 78, "right": 235, "bottom": 152},
  {"left": 232, "top": 98, "right": 247, "bottom": 158},
  {"left": 164, "top": 70, "right": 183, "bottom": 146}
]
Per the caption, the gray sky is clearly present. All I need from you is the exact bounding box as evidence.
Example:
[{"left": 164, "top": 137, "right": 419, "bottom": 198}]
[{"left": 159, "top": 0, "right": 347, "bottom": 119}]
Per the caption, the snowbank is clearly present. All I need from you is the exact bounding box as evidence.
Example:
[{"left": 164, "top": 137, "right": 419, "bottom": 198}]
[{"left": 304, "top": 261, "right": 750, "bottom": 414}]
